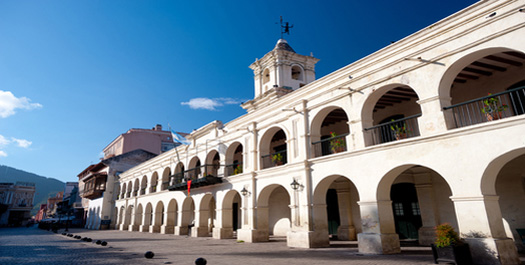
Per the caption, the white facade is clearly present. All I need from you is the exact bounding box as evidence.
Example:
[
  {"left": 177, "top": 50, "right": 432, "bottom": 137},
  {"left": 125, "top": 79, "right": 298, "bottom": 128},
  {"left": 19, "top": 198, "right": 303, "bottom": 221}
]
[{"left": 115, "top": 2, "right": 525, "bottom": 264}]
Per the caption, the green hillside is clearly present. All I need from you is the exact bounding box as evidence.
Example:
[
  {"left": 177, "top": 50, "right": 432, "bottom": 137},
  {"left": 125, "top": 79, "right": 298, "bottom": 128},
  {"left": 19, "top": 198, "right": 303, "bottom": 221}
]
[{"left": 0, "top": 165, "right": 65, "bottom": 215}]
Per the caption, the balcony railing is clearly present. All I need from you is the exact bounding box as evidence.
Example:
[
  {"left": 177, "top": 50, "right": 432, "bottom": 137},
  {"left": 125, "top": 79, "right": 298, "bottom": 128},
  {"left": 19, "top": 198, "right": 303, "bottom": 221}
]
[
  {"left": 150, "top": 185, "right": 157, "bottom": 193},
  {"left": 225, "top": 163, "right": 243, "bottom": 177},
  {"left": 312, "top": 133, "right": 349, "bottom": 158},
  {"left": 169, "top": 171, "right": 185, "bottom": 186},
  {"left": 168, "top": 165, "right": 223, "bottom": 191},
  {"left": 443, "top": 86, "right": 525, "bottom": 128},
  {"left": 140, "top": 187, "right": 146, "bottom": 195},
  {"left": 261, "top": 150, "right": 287, "bottom": 169},
  {"left": 364, "top": 114, "right": 421, "bottom": 145}
]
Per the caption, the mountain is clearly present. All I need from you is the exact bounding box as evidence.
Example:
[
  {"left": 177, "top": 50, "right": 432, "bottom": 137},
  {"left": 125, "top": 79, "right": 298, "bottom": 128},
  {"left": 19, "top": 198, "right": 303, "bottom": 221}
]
[{"left": 0, "top": 165, "right": 65, "bottom": 215}]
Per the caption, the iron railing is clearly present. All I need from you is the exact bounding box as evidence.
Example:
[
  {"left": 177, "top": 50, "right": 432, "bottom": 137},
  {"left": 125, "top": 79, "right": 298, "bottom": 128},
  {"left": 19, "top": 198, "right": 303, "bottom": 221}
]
[
  {"left": 312, "top": 133, "right": 349, "bottom": 158},
  {"left": 225, "top": 163, "right": 243, "bottom": 177},
  {"left": 443, "top": 86, "right": 525, "bottom": 128},
  {"left": 364, "top": 114, "right": 421, "bottom": 145},
  {"left": 140, "top": 188, "right": 146, "bottom": 195},
  {"left": 261, "top": 150, "right": 287, "bottom": 169}
]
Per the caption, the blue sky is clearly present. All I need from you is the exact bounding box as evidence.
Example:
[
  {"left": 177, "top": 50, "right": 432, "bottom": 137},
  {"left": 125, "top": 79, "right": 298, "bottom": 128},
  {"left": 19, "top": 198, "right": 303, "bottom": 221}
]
[{"left": 0, "top": 0, "right": 478, "bottom": 182}]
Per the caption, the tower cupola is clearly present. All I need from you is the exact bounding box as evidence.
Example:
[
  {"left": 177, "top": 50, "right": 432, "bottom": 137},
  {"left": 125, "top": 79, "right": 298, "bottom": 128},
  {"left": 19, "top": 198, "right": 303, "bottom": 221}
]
[{"left": 249, "top": 39, "right": 319, "bottom": 99}]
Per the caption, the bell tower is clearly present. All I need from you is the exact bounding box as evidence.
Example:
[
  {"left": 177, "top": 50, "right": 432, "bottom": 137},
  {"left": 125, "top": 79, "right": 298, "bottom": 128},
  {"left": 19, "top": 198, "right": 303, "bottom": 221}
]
[{"left": 249, "top": 39, "right": 320, "bottom": 99}]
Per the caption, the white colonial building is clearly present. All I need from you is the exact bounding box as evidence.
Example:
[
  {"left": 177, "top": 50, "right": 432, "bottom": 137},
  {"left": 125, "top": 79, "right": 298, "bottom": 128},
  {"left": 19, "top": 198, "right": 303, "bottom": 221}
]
[{"left": 115, "top": 1, "right": 525, "bottom": 264}]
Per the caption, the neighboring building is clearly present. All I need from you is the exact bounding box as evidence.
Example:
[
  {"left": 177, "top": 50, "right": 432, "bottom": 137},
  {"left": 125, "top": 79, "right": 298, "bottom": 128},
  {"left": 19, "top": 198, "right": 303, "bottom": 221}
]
[
  {"left": 0, "top": 182, "right": 36, "bottom": 226},
  {"left": 79, "top": 149, "right": 157, "bottom": 230},
  {"left": 56, "top": 182, "right": 83, "bottom": 226},
  {"left": 45, "top": 191, "right": 63, "bottom": 218},
  {"left": 34, "top": 204, "right": 47, "bottom": 222},
  {"left": 115, "top": 2, "right": 524, "bottom": 265},
  {"left": 103, "top": 124, "right": 177, "bottom": 159}
]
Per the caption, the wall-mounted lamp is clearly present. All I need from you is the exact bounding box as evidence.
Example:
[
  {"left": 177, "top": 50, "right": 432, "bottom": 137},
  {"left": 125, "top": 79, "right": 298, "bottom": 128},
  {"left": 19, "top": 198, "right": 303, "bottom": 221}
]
[
  {"left": 282, "top": 107, "right": 301, "bottom": 113},
  {"left": 240, "top": 187, "right": 250, "bottom": 196},
  {"left": 290, "top": 179, "right": 301, "bottom": 190},
  {"left": 486, "top": 12, "right": 496, "bottom": 18},
  {"left": 519, "top": 8, "right": 524, "bottom": 12}
]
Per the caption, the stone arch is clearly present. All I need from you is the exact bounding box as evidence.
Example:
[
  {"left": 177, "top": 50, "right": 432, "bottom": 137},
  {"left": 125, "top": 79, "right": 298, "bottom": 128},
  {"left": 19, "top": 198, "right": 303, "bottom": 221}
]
[
  {"left": 126, "top": 181, "right": 133, "bottom": 198},
  {"left": 166, "top": 199, "right": 178, "bottom": 228},
  {"left": 361, "top": 84, "right": 422, "bottom": 146},
  {"left": 124, "top": 205, "right": 133, "bottom": 229},
  {"left": 188, "top": 156, "right": 202, "bottom": 180},
  {"left": 259, "top": 126, "right": 289, "bottom": 169},
  {"left": 439, "top": 48, "right": 525, "bottom": 128},
  {"left": 150, "top": 172, "right": 159, "bottom": 193},
  {"left": 196, "top": 194, "right": 216, "bottom": 237},
  {"left": 121, "top": 183, "right": 126, "bottom": 199},
  {"left": 225, "top": 142, "right": 243, "bottom": 176},
  {"left": 310, "top": 106, "right": 350, "bottom": 157},
  {"left": 291, "top": 64, "right": 304, "bottom": 81},
  {"left": 312, "top": 175, "right": 361, "bottom": 246},
  {"left": 205, "top": 150, "right": 221, "bottom": 177},
  {"left": 143, "top": 202, "right": 153, "bottom": 232},
  {"left": 118, "top": 206, "right": 125, "bottom": 228},
  {"left": 134, "top": 203, "right": 143, "bottom": 227},
  {"left": 152, "top": 201, "right": 164, "bottom": 233},
  {"left": 140, "top": 175, "right": 147, "bottom": 195},
  {"left": 480, "top": 148, "right": 525, "bottom": 253},
  {"left": 218, "top": 190, "right": 242, "bottom": 238},
  {"left": 133, "top": 178, "right": 140, "bottom": 197},
  {"left": 180, "top": 197, "right": 195, "bottom": 236},
  {"left": 161, "top": 167, "right": 171, "bottom": 191},
  {"left": 256, "top": 184, "right": 291, "bottom": 240},
  {"left": 376, "top": 164, "right": 457, "bottom": 246}
]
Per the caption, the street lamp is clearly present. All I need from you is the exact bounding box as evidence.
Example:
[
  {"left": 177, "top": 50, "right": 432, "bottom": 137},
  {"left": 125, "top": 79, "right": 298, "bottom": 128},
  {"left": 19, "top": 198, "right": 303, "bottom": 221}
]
[
  {"left": 290, "top": 179, "right": 301, "bottom": 190},
  {"left": 240, "top": 187, "right": 249, "bottom": 196}
]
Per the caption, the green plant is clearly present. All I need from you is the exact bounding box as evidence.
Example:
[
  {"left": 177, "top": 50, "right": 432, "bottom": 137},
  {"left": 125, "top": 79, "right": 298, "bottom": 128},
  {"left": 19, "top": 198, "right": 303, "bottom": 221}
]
[
  {"left": 390, "top": 120, "right": 409, "bottom": 135},
  {"left": 435, "top": 223, "right": 461, "bottom": 248},
  {"left": 272, "top": 153, "right": 283, "bottom": 163},
  {"left": 233, "top": 164, "right": 243, "bottom": 175},
  {"left": 481, "top": 93, "right": 508, "bottom": 114},
  {"left": 329, "top": 132, "right": 345, "bottom": 152}
]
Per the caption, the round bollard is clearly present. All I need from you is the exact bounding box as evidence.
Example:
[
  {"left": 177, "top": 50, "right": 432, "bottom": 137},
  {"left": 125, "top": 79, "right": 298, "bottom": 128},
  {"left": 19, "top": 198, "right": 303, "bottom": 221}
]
[
  {"left": 96, "top": 240, "right": 102, "bottom": 245},
  {"left": 144, "top": 251, "right": 154, "bottom": 259},
  {"left": 82, "top": 237, "right": 88, "bottom": 241},
  {"left": 101, "top": 241, "right": 108, "bottom": 246},
  {"left": 62, "top": 232, "right": 67, "bottom": 235},
  {"left": 86, "top": 238, "right": 92, "bottom": 242},
  {"left": 195, "top": 257, "right": 207, "bottom": 265}
]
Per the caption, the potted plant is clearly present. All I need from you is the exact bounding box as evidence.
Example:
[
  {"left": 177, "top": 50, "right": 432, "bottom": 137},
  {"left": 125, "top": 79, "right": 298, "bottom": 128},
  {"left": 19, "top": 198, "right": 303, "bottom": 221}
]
[
  {"left": 329, "top": 132, "right": 345, "bottom": 153},
  {"left": 431, "top": 223, "right": 473, "bottom": 265},
  {"left": 390, "top": 120, "right": 409, "bottom": 140},
  {"left": 233, "top": 164, "right": 243, "bottom": 175},
  {"left": 272, "top": 153, "right": 284, "bottom": 166},
  {"left": 482, "top": 93, "right": 508, "bottom": 121}
]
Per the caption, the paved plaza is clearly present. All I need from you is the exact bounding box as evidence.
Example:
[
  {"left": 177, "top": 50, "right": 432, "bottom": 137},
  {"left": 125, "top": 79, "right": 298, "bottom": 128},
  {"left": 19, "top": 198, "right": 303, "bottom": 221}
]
[{"left": 1, "top": 226, "right": 524, "bottom": 265}]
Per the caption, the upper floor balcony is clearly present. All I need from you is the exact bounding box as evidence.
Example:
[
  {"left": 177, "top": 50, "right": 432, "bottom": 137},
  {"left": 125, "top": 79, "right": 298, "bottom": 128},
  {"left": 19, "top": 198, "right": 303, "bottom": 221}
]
[{"left": 81, "top": 172, "right": 107, "bottom": 200}]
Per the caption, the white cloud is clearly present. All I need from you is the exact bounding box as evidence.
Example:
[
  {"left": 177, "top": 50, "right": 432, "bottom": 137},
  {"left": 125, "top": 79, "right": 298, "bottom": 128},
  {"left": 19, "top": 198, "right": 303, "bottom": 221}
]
[
  {"left": 0, "top": 90, "right": 42, "bottom": 118},
  {"left": 181, "top": 97, "right": 245, "bottom": 111},
  {"left": 11, "top": 138, "right": 32, "bottom": 148},
  {"left": 0, "top": 151, "right": 6, "bottom": 157},
  {"left": 0, "top": 135, "right": 9, "bottom": 147}
]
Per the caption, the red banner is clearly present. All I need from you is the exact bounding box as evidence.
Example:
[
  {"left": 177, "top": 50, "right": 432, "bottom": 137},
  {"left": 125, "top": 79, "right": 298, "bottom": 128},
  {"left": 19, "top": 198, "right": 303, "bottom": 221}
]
[{"left": 187, "top": 180, "right": 192, "bottom": 196}]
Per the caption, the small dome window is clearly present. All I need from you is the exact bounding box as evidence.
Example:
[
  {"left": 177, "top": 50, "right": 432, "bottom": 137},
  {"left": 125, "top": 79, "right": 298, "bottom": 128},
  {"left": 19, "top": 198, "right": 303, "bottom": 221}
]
[
  {"left": 291, "top": 65, "right": 303, "bottom": 81},
  {"left": 262, "top": 68, "right": 270, "bottom": 84}
]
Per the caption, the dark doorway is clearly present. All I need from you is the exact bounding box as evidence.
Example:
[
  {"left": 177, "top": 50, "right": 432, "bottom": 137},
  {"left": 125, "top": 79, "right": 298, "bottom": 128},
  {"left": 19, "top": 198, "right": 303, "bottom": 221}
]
[
  {"left": 232, "top": 203, "right": 239, "bottom": 231},
  {"left": 391, "top": 183, "right": 422, "bottom": 240},
  {"left": 326, "top": 189, "right": 341, "bottom": 238}
]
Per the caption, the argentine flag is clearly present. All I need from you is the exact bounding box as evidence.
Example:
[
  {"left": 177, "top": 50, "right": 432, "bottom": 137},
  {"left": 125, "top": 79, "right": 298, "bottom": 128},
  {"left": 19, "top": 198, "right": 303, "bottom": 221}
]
[{"left": 171, "top": 130, "right": 190, "bottom": 145}]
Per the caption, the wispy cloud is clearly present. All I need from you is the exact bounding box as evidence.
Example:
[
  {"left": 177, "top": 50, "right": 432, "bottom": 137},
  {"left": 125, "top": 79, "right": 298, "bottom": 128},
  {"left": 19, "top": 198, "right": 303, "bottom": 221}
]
[
  {"left": 0, "top": 90, "right": 42, "bottom": 118},
  {"left": 0, "top": 135, "right": 33, "bottom": 157},
  {"left": 11, "top": 138, "right": 32, "bottom": 148},
  {"left": 181, "top": 97, "right": 245, "bottom": 111}
]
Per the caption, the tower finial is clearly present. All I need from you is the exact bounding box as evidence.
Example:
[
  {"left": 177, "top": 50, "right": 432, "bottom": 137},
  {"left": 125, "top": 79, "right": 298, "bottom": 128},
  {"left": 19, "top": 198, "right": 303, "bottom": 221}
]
[{"left": 279, "top": 16, "right": 293, "bottom": 39}]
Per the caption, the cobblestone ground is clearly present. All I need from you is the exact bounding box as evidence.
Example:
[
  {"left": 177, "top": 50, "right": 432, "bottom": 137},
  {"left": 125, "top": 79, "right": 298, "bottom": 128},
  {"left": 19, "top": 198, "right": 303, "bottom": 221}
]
[{"left": 2, "top": 226, "right": 524, "bottom": 265}]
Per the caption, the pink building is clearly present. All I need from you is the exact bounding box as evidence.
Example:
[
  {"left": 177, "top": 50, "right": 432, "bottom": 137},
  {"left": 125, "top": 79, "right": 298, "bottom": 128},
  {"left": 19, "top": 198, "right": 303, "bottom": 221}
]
[{"left": 102, "top": 124, "right": 178, "bottom": 159}]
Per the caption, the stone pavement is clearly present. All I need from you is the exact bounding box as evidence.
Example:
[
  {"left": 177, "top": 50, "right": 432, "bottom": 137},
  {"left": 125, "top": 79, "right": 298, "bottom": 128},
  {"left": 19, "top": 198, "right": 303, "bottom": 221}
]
[{"left": 1, "top": 226, "right": 524, "bottom": 265}]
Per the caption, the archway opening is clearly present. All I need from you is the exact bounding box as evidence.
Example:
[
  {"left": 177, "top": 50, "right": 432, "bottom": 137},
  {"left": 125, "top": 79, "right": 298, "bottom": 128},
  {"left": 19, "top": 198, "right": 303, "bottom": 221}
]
[
  {"left": 442, "top": 50, "right": 525, "bottom": 128},
  {"left": 257, "top": 185, "right": 291, "bottom": 240},
  {"left": 225, "top": 142, "right": 243, "bottom": 176},
  {"left": 313, "top": 175, "right": 361, "bottom": 246},
  {"left": 140, "top": 175, "right": 147, "bottom": 195},
  {"left": 205, "top": 151, "right": 221, "bottom": 177},
  {"left": 261, "top": 129, "right": 288, "bottom": 169},
  {"left": 379, "top": 166, "right": 458, "bottom": 246},
  {"left": 150, "top": 172, "right": 158, "bottom": 193},
  {"left": 161, "top": 167, "right": 171, "bottom": 190},
  {"left": 311, "top": 108, "right": 350, "bottom": 157},
  {"left": 363, "top": 86, "right": 421, "bottom": 145}
]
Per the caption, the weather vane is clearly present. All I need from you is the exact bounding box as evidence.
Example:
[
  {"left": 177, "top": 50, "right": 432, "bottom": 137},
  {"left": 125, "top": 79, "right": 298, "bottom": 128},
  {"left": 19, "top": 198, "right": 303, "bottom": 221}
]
[{"left": 279, "top": 16, "right": 293, "bottom": 39}]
